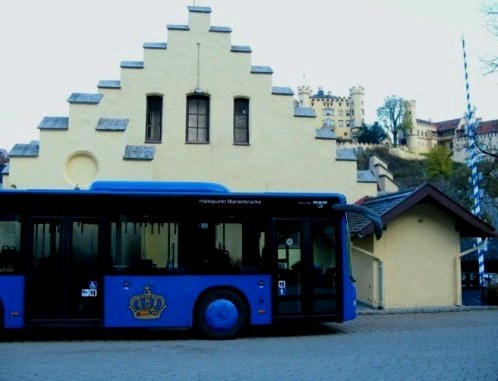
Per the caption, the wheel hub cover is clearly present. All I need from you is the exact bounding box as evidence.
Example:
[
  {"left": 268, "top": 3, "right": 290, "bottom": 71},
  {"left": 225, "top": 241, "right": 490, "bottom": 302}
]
[{"left": 205, "top": 299, "right": 238, "bottom": 331}]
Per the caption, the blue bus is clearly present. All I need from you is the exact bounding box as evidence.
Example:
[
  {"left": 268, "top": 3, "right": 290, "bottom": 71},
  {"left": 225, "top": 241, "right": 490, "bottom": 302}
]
[{"left": 0, "top": 181, "right": 382, "bottom": 339}]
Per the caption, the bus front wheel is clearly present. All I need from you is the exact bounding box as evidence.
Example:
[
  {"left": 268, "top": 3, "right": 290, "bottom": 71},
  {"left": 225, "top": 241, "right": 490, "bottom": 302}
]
[{"left": 196, "top": 290, "right": 247, "bottom": 340}]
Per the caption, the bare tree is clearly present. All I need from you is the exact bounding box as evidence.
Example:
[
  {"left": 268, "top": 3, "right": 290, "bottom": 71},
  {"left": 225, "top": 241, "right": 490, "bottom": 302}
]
[
  {"left": 481, "top": 0, "right": 498, "bottom": 74},
  {"left": 0, "top": 148, "right": 9, "bottom": 165},
  {"left": 377, "top": 96, "right": 408, "bottom": 147}
]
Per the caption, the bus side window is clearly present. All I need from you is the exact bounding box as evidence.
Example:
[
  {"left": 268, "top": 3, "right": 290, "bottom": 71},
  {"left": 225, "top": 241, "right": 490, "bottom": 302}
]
[
  {"left": 111, "top": 218, "right": 181, "bottom": 274},
  {"left": 0, "top": 215, "right": 22, "bottom": 273},
  {"left": 1, "top": 245, "right": 19, "bottom": 271},
  {"left": 178, "top": 221, "right": 265, "bottom": 274}
]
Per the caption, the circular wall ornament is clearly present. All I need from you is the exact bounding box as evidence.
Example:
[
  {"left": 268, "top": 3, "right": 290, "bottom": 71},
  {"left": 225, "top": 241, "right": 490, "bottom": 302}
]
[{"left": 65, "top": 151, "right": 98, "bottom": 187}]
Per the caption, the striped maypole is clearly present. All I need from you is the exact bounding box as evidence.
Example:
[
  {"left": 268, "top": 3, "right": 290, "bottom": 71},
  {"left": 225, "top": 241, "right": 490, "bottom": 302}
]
[{"left": 462, "top": 35, "right": 486, "bottom": 284}]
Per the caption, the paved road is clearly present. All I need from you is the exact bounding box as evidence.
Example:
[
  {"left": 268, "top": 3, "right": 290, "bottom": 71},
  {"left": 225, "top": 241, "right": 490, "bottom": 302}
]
[{"left": 0, "top": 309, "right": 497, "bottom": 381}]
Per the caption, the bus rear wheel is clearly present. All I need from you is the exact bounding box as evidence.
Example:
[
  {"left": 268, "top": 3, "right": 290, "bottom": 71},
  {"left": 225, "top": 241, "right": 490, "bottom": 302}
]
[{"left": 196, "top": 290, "right": 247, "bottom": 340}]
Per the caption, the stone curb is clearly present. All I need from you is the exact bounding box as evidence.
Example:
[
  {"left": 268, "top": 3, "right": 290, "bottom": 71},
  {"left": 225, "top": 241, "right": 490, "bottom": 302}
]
[{"left": 358, "top": 304, "right": 498, "bottom": 315}]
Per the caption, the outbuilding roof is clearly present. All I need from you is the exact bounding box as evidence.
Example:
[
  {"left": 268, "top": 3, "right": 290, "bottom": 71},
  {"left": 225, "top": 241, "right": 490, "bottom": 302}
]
[{"left": 349, "top": 183, "right": 496, "bottom": 239}]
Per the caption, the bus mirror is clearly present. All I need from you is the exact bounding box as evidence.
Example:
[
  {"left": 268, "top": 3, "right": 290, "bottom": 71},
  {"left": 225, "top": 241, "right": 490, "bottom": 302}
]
[{"left": 333, "top": 204, "right": 384, "bottom": 240}]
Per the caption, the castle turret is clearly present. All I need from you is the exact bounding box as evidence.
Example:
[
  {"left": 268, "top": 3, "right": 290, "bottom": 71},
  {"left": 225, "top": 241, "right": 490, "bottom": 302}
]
[
  {"left": 349, "top": 86, "right": 364, "bottom": 128},
  {"left": 405, "top": 100, "right": 417, "bottom": 152},
  {"left": 298, "top": 86, "right": 312, "bottom": 107}
]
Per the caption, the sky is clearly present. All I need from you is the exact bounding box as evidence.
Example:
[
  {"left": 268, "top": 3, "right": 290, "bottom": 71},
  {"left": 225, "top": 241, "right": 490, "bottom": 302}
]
[{"left": 0, "top": 0, "right": 496, "bottom": 151}]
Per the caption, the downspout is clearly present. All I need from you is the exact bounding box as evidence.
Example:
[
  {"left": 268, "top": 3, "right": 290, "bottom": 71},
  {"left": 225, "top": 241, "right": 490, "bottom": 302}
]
[
  {"left": 455, "top": 241, "right": 487, "bottom": 306},
  {"left": 352, "top": 244, "right": 384, "bottom": 310}
]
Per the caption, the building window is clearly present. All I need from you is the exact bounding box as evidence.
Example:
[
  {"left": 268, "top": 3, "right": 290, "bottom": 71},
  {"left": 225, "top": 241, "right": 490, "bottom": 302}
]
[
  {"left": 323, "top": 108, "right": 334, "bottom": 116},
  {"left": 186, "top": 95, "right": 210, "bottom": 143},
  {"left": 339, "top": 120, "right": 344, "bottom": 127},
  {"left": 338, "top": 110, "right": 343, "bottom": 117},
  {"left": 234, "top": 98, "right": 249, "bottom": 144},
  {"left": 146, "top": 95, "right": 163, "bottom": 142}
]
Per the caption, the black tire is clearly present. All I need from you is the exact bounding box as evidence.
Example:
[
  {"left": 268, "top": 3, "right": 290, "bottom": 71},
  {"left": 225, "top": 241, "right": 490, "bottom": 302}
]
[{"left": 196, "top": 290, "right": 247, "bottom": 340}]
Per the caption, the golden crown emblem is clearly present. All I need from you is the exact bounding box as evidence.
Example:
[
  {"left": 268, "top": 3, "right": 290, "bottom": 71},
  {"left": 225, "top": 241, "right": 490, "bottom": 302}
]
[{"left": 128, "top": 285, "right": 167, "bottom": 319}]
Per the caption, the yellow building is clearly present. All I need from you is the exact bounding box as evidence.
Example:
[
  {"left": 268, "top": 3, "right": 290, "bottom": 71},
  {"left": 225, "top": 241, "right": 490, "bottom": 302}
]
[
  {"left": 297, "top": 86, "right": 365, "bottom": 141},
  {"left": 350, "top": 183, "right": 495, "bottom": 309},
  {"left": 4, "top": 6, "right": 376, "bottom": 203}
]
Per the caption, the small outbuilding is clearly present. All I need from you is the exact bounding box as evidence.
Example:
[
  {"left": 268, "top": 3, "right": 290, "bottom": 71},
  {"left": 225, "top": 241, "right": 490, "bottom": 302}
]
[{"left": 348, "top": 183, "right": 496, "bottom": 309}]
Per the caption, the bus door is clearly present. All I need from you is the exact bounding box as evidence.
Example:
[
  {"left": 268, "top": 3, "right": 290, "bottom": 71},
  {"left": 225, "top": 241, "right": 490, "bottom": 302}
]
[
  {"left": 27, "top": 217, "right": 103, "bottom": 325},
  {"left": 274, "top": 219, "right": 338, "bottom": 316}
]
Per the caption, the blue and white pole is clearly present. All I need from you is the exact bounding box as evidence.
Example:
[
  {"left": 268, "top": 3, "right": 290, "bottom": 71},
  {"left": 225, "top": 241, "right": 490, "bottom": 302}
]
[{"left": 462, "top": 35, "right": 486, "bottom": 284}]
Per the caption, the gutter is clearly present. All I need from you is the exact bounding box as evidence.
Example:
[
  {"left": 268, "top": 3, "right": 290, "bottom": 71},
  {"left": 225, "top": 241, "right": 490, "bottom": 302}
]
[
  {"left": 352, "top": 244, "right": 384, "bottom": 310},
  {"left": 455, "top": 240, "right": 487, "bottom": 306}
]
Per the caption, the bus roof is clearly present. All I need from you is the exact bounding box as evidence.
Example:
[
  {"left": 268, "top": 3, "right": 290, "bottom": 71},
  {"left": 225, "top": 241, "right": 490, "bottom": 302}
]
[
  {"left": 0, "top": 181, "right": 347, "bottom": 204},
  {"left": 89, "top": 180, "right": 230, "bottom": 194}
]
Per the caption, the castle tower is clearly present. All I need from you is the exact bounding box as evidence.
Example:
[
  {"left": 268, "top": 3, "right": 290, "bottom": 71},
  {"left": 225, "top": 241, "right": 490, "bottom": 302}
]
[
  {"left": 405, "top": 100, "right": 417, "bottom": 152},
  {"left": 349, "top": 86, "right": 364, "bottom": 128},
  {"left": 297, "top": 86, "right": 312, "bottom": 107}
]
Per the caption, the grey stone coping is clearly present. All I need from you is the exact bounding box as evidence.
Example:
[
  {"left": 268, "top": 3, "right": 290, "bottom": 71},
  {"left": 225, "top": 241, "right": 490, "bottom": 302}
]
[
  {"left": 188, "top": 6, "right": 212, "bottom": 13},
  {"left": 67, "top": 93, "right": 103, "bottom": 104},
  {"left": 143, "top": 42, "right": 168, "bottom": 50},
  {"left": 97, "top": 80, "right": 121, "bottom": 89},
  {"left": 315, "top": 127, "right": 336, "bottom": 139},
  {"left": 337, "top": 148, "right": 357, "bottom": 161},
  {"left": 210, "top": 26, "right": 232, "bottom": 33},
  {"left": 37, "top": 116, "right": 69, "bottom": 130},
  {"left": 124, "top": 145, "right": 155, "bottom": 160},
  {"left": 294, "top": 107, "right": 316, "bottom": 118},
  {"left": 357, "top": 170, "right": 378, "bottom": 183},
  {"left": 167, "top": 24, "right": 189, "bottom": 31},
  {"left": 251, "top": 66, "right": 273, "bottom": 74},
  {"left": 96, "top": 118, "right": 129, "bottom": 131},
  {"left": 272, "top": 87, "right": 294, "bottom": 96},
  {"left": 120, "top": 61, "right": 144, "bottom": 69},
  {"left": 9, "top": 141, "right": 39, "bottom": 157},
  {"left": 231, "top": 45, "right": 252, "bottom": 53}
]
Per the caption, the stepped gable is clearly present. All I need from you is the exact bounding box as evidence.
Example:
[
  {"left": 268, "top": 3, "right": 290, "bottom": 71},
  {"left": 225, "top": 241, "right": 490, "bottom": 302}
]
[
  {"left": 4, "top": 4, "right": 377, "bottom": 200},
  {"left": 33, "top": 6, "right": 295, "bottom": 141}
]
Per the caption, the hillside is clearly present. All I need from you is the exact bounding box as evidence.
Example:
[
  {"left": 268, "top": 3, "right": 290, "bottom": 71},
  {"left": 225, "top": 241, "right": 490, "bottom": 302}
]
[{"left": 356, "top": 147, "right": 498, "bottom": 227}]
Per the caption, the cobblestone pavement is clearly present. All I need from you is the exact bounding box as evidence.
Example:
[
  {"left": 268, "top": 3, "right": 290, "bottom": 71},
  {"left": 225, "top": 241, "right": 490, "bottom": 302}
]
[{"left": 0, "top": 309, "right": 497, "bottom": 381}]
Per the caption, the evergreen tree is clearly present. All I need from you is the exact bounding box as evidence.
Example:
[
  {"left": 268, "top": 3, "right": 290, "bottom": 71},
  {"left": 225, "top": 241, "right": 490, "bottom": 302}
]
[{"left": 353, "top": 122, "right": 388, "bottom": 144}]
